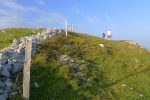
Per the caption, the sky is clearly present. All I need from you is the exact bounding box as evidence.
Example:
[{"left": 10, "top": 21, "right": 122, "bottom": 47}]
[{"left": 0, "top": 0, "right": 150, "bottom": 49}]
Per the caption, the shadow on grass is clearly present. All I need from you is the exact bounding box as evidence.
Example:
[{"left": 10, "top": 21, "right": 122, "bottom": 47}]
[{"left": 103, "top": 67, "right": 150, "bottom": 88}]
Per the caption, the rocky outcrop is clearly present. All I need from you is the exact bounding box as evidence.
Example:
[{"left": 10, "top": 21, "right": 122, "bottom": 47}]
[
  {"left": 125, "top": 40, "right": 138, "bottom": 45},
  {"left": 0, "top": 29, "right": 61, "bottom": 99}
]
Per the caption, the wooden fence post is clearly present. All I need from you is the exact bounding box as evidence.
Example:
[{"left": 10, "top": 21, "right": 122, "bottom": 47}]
[{"left": 23, "top": 39, "right": 32, "bottom": 100}]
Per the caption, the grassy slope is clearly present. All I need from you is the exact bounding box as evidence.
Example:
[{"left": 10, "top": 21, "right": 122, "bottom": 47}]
[
  {"left": 28, "top": 32, "right": 150, "bottom": 100},
  {"left": 0, "top": 28, "right": 44, "bottom": 49}
]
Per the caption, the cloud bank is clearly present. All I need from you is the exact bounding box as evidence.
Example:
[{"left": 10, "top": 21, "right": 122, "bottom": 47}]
[{"left": 0, "top": 0, "right": 66, "bottom": 28}]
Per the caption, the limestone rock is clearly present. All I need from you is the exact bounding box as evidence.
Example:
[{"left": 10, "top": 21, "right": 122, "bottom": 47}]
[
  {"left": 1, "top": 67, "right": 10, "bottom": 77},
  {"left": 10, "top": 63, "right": 23, "bottom": 75},
  {"left": 99, "top": 44, "right": 104, "bottom": 47},
  {"left": 34, "top": 82, "right": 39, "bottom": 88},
  {"left": 0, "top": 89, "right": 7, "bottom": 100}
]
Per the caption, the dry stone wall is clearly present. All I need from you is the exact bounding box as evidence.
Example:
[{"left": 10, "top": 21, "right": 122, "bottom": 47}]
[{"left": 0, "top": 29, "right": 61, "bottom": 100}]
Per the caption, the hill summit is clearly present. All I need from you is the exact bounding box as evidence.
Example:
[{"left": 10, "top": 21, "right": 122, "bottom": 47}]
[
  {"left": 1, "top": 29, "right": 150, "bottom": 99},
  {"left": 27, "top": 32, "right": 150, "bottom": 100}
]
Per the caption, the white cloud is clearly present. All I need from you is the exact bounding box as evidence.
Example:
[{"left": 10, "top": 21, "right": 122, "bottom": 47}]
[
  {"left": 0, "top": 0, "right": 36, "bottom": 28},
  {"left": 0, "top": 9, "right": 11, "bottom": 16},
  {"left": 33, "top": 13, "right": 66, "bottom": 27},
  {"left": 0, "top": 0, "right": 37, "bottom": 12},
  {"left": 0, "top": 0, "right": 66, "bottom": 28},
  {"left": 0, "top": 15, "right": 31, "bottom": 28},
  {"left": 0, "top": 0, "right": 24, "bottom": 11}
]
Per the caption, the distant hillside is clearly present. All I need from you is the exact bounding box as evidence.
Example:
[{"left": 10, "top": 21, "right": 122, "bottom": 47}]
[
  {"left": 12, "top": 32, "right": 150, "bottom": 100},
  {"left": 0, "top": 28, "right": 45, "bottom": 49}
]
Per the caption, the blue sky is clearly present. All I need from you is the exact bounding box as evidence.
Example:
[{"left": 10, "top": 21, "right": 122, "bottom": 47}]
[{"left": 0, "top": 0, "right": 150, "bottom": 49}]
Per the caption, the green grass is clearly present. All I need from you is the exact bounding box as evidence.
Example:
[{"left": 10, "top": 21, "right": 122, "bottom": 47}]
[
  {"left": 4, "top": 30, "right": 149, "bottom": 100},
  {"left": 0, "top": 28, "right": 45, "bottom": 49},
  {"left": 26, "top": 32, "right": 150, "bottom": 100}
]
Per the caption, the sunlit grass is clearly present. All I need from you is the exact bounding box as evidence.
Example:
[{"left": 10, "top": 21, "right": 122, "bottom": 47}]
[{"left": 5, "top": 30, "right": 150, "bottom": 100}]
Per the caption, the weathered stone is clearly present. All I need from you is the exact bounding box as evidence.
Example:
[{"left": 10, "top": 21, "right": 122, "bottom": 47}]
[
  {"left": 76, "top": 71, "right": 83, "bottom": 76},
  {"left": 10, "top": 63, "right": 22, "bottom": 75},
  {"left": 59, "top": 55, "right": 71, "bottom": 62},
  {"left": 0, "top": 59, "right": 8, "bottom": 65},
  {"left": 0, "top": 53, "right": 2, "bottom": 59},
  {"left": 0, "top": 81, "right": 5, "bottom": 88},
  {"left": 34, "top": 82, "right": 39, "bottom": 88},
  {"left": 0, "top": 89, "right": 7, "bottom": 100},
  {"left": 68, "top": 63, "right": 77, "bottom": 68},
  {"left": 1, "top": 67, "right": 10, "bottom": 77},
  {"left": 11, "top": 59, "right": 23, "bottom": 63},
  {"left": 4, "top": 79, "right": 12, "bottom": 88},
  {"left": 4, "top": 78, "right": 12, "bottom": 92}
]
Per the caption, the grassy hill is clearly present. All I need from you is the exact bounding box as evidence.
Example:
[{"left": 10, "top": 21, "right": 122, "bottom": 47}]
[
  {"left": 1, "top": 29, "right": 149, "bottom": 100},
  {"left": 26, "top": 32, "right": 150, "bottom": 100},
  {"left": 0, "top": 28, "right": 44, "bottom": 49}
]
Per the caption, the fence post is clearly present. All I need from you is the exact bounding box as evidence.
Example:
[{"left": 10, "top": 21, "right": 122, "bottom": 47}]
[
  {"left": 23, "top": 39, "right": 32, "bottom": 100},
  {"left": 65, "top": 20, "right": 68, "bottom": 37},
  {"left": 71, "top": 24, "right": 74, "bottom": 32}
]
